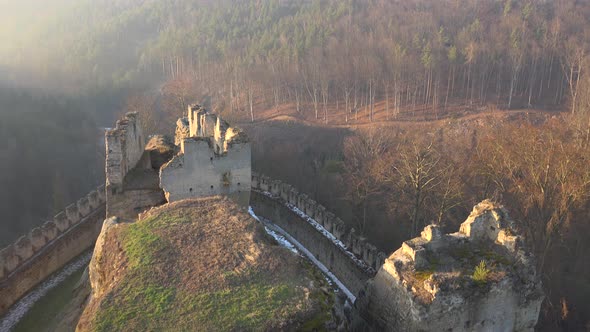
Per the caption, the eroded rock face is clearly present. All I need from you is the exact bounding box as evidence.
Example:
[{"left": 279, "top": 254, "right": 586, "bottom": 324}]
[
  {"left": 354, "top": 200, "right": 544, "bottom": 332},
  {"left": 88, "top": 217, "right": 121, "bottom": 300}
]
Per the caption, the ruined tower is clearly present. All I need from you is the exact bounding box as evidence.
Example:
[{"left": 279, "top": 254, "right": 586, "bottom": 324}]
[
  {"left": 355, "top": 200, "right": 544, "bottom": 331},
  {"left": 159, "top": 104, "right": 251, "bottom": 207}
]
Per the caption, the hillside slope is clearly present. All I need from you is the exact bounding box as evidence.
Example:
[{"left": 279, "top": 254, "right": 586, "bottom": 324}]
[{"left": 76, "top": 197, "right": 333, "bottom": 331}]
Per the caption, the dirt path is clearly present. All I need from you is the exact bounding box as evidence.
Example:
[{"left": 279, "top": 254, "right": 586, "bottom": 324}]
[{"left": 237, "top": 105, "right": 560, "bottom": 129}]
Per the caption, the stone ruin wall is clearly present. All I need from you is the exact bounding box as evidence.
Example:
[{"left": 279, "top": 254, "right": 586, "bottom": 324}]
[
  {"left": 0, "top": 108, "right": 247, "bottom": 316},
  {"left": 105, "top": 112, "right": 145, "bottom": 188},
  {"left": 355, "top": 201, "right": 544, "bottom": 331},
  {"left": 160, "top": 105, "right": 251, "bottom": 207},
  {"left": 250, "top": 172, "right": 387, "bottom": 296},
  {"left": 104, "top": 112, "right": 165, "bottom": 220},
  {"left": 0, "top": 186, "right": 107, "bottom": 315},
  {"left": 0, "top": 112, "right": 149, "bottom": 316}
]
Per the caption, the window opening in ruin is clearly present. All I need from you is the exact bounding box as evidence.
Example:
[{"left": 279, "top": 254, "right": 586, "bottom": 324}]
[
  {"left": 210, "top": 157, "right": 213, "bottom": 161},
  {"left": 189, "top": 188, "right": 193, "bottom": 193},
  {"left": 210, "top": 185, "right": 214, "bottom": 189}
]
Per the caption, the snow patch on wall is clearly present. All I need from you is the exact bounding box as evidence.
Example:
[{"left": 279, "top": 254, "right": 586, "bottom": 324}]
[
  {"left": 248, "top": 207, "right": 356, "bottom": 302},
  {"left": 258, "top": 190, "right": 374, "bottom": 274}
]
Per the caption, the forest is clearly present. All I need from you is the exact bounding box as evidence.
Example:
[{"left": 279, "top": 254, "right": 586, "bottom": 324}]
[
  {"left": 1, "top": 0, "right": 590, "bottom": 330},
  {"left": 2, "top": 0, "right": 589, "bottom": 122},
  {"left": 0, "top": 85, "right": 103, "bottom": 246}
]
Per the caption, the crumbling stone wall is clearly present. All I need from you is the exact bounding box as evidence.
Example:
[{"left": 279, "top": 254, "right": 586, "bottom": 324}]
[
  {"left": 160, "top": 105, "right": 251, "bottom": 207},
  {"left": 105, "top": 113, "right": 167, "bottom": 220},
  {"left": 0, "top": 187, "right": 106, "bottom": 315},
  {"left": 250, "top": 173, "right": 387, "bottom": 296},
  {"left": 354, "top": 201, "right": 544, "bottom": 331},
  {"left": 174, "top": 118, "right": 190, "bottom": 146},
  {"left": 105, "top": 112, "right": 145, "bottom": 187}
]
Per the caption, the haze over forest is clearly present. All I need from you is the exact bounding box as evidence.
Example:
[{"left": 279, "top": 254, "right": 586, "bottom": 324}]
[{"left": 1, "top": 0, "right": 590, "bottom": 330}]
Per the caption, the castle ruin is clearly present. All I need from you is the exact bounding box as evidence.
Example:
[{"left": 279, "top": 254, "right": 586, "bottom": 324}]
[
  {"left": 1, "top": 106, "right": 544, "bottom": 330},
  {"left": 0, "top": 186, "right": 106, "bottom": 315},
  {"left": 160, "top": 104, "right": 251, "bottom": 207},
  {"left": 105, "top": 113, "right": 167, "bottom": 220},
  {"left": 354, "top": 200, "right": 544, "bottom": 331},
  {"left": 104, "top": 105, "right": 251, "bottom": 221}
]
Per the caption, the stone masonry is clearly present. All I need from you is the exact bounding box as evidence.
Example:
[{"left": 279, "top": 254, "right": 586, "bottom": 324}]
[
  {"left": 354, "top": 200, "right": 544, "bottom": 331},
  {"left": 0, "top": 186, "right": 106, "bottom": 315},
  {"left": 160, "top": 104, "right": 251, "bottom": 207},
  {"left": 105, "top": 113, "right": 169, "bottom": 220},
  {"left": 105, "top": 113, "right": 145, "bottom": 188}
]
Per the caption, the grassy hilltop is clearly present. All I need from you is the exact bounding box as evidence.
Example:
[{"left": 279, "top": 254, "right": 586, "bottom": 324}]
[{"left": 76, "top": 197, "right": 332, "bottom": 331}]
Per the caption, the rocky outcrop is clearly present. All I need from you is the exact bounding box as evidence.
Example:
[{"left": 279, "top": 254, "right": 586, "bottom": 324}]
[
  {"left": 87, "top": 217, "right": 120, "bottom": 300},
  {"left": 355, "top": 200, "right": 544, "bottom": 331},
  {"left": 77, "top": 197, "right": 336, "bottom": 331}
]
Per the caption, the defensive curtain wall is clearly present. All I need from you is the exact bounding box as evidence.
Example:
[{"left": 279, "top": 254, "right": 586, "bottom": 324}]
[
  {"left": 0, "top": 187, "right": 106, "bottom": 315},
  {"left": 250, "top": 173, "right": 387, "bottom": 297},
  {"left": 0, "top": 113, "right": 148, "bottom": 316},
  {"left": 0, "top": 108, "right": 386, "bottom": 317}
]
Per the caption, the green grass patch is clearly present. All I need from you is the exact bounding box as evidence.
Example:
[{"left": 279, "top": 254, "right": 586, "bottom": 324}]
[
  {"left": 301, "top": 288, "right": 332, "bottom": 331},
  {"left": 122, "top": 223, "right": 165, "bottom": 268},
  {"left": 180, "top": 282, "right": 298, "bottom": 330},
  {"left": 95, "top": 281, "right": 176, "bottom": 332},
  {"left": 121, "top": 213, "right": 184, "bottom": 268},
  {"left": 472, "top": 260, "right": 491, "bottom": 284},
  {"left": 93, "top": 206, "right": 331, "bottom": 331},
  {"left": 95, "top": 214, "right": 179, "bottom": 331}
]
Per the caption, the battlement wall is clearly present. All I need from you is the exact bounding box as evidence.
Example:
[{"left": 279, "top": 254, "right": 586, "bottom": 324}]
[
  {"left": 160, "top": 106, "right": 251, "bottom": 207},
  {"left": 252, "top": 173, "right": 387, "bottom": 271},
  {"left": 0, "top": 186, "right": 106, "bottom": 315},
  {"left": 250, "top": 173, "right": 387, "bottom": 296},
  {"left": 185, "top": 104, "right": 247, "bottom": 154}
]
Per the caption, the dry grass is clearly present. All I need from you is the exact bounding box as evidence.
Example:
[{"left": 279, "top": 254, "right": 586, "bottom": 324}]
[{"left": 79, "top": 197, "right": 331, "bottom": 331}]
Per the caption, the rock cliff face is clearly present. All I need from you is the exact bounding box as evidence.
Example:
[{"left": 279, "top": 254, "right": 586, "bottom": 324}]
[
  {"left": 355, "top": 200, "right": 544, "bottom": 332},
  {"left": 87, "top": 217, "right": 120, "bottom": 300},
  {"left": 77, "top": 197, "right": 335, "bottom": 331}
]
